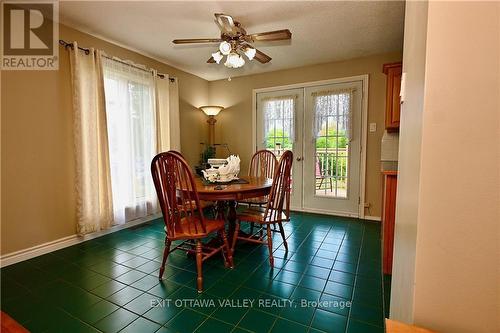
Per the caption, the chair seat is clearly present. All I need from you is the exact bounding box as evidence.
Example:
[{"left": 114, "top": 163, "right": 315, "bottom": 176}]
[
  {"left": 237, "top": 196, "right": 268, "bottom": 206},
  {"left": 237, "top": 207, "right": 288, "bottom": 224},
  {"left": 166, "top": 217, "right": 225, "bottom": 240}
]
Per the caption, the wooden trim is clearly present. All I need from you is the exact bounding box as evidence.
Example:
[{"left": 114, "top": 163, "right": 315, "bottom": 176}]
[
  {"left": 382, "top": 62, "right": 402, "bottom": 74},
  {"left": 386, "top": 319, "right": 438, "bottom": 333},
  {"left": 1, "top": 312, "right": 29, "bottom": 333}
]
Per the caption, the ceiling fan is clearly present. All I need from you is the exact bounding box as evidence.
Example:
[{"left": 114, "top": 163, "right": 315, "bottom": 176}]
[{"left": 172, "top": 13, "right": 292, "bottom": 69}]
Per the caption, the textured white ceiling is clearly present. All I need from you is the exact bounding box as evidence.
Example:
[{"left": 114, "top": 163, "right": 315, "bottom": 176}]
[{"left": 60, "top": 1, "right": 405, "bottom": 81}]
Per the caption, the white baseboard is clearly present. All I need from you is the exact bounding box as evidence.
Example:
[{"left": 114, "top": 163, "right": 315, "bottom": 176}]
[
  {"left": 0, "top": 213, "right": 162, "bottom": 268},
  {"left": 290, "top": 207, "right": 360, "bottom": 219},
  {"left": 290, "top": 207, "right": 381, "bottom": 222},
  {"left": 364, "top": 215, "right": 382, "bottom": 222}
]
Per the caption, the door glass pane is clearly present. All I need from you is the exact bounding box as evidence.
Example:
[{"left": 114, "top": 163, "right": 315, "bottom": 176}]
[
  {"left": 314, "top": 93, "right": 351, "bottom": 198},
  {"left": 263, "top": 96, "right": 295, "bottom": 156}
]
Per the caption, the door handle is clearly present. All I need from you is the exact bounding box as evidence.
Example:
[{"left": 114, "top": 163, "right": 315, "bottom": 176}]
[{"left": 296, "top": 157, "right": 303, "bottom": 161}]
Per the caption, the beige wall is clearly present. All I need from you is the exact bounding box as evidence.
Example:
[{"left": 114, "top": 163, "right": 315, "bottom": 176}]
[
  {"left": 2, "top": 26, "right": 400, "bottom": 255},
  {"left": 392, "top": 1, "right": 500, "bottom": 332},
  {"left": 390, "top": 0, "right": 428, "bottom": 323},
  {"left": 412, "top": 2, "right": 499, "bottom": 332},
  {"left": 1, "top": 24, "right": 208, "bottom": 255},
  {"left": 208, "top": 52, "right": 402, "bottom": 217}
]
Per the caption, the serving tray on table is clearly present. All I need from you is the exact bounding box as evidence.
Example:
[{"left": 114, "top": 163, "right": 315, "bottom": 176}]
[{"left": 201, "top": 178, "right": 249, "bottom": 186}]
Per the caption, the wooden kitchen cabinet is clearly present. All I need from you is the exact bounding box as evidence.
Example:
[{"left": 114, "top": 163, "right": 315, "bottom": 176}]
[
  {"left": 382, "top": 171, "right": 398, "bottom": 274},
  {"left": 383, "top": 62, "right": 402, "bottom": 132}
]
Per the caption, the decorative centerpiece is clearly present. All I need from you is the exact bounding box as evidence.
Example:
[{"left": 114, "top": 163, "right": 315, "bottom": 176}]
[
  {"left": 202, "top": 155, "right": 240, "bottom": 183},
  {"left": 207, "top": 158, "right": 227, "bottom": 168}
]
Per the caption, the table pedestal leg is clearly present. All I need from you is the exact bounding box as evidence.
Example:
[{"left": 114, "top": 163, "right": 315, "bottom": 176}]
[
  {"left": 216, "top": 201, "right": 226, "bottom": 220},
  {"left": 227, "top": 200, "right": 237, "bottom": 243}
]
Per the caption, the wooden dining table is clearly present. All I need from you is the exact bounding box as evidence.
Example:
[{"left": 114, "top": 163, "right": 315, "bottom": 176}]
[{"left": 193, "top": 175, "right": 273, "bottom": 239}]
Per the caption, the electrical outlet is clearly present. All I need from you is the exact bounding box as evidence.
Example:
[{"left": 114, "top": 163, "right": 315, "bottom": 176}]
[{"left": 369, "top": 123, "right": 377, "bottom": 132}]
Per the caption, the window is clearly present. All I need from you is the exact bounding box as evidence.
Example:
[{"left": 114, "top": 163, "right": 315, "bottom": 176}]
[
  {"left": 263, "top": 95, "right": 296, "bottom": 155},
  {"left": 313, "top": 92, "right": 351, "bottom": 198},
  {"left": 103, "top": 58, "right": 157, "bottom": 223}
]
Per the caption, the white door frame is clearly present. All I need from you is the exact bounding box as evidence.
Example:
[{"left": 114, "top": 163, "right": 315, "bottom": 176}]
[{"left": 252, "top": 75, "right": 369, "bottom": 218}]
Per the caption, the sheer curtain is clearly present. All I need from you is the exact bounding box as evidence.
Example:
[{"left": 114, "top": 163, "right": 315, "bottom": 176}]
[
  {"left": 312, "top": 88, "right": 355, "bottom": 141},
  {"left": 69, "top": 42, "right": 114, "bottom": 235},
  {"left": 102, "top": 58, "right": 158, "bottom": 224},
  {"left": 262, "top": 95, "right": 297, "bottom": 148}
]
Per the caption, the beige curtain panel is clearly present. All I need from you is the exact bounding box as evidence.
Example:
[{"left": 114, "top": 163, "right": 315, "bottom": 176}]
[
  {"left": 154, "top": 72, "right": 181, "bottom": 152},
  {"left": 68, "top": 42, "right": 114, "bottom": 235},
  {"left": 168, "top": 78, "right": 181, "bottom": 151}
]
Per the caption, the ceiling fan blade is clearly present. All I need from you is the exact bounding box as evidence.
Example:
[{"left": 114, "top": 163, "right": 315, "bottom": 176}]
[
  {"left": 207, "top": 56, "right": 216, "bottom": 64},
  {"left": 248, "top": 29, "right": 292, "bottom": 42},
  {"left": 214, "top": 13, "right": 238, "bottom": 35},
  {"left": 172, "top": 38, "right": 222, "bottom": 44},
  {"left": 254, "top": 49, "right": 272, "bottom": 63}
]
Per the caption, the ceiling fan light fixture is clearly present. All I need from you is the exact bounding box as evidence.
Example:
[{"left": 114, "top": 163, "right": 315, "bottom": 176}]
[
  {"left": 225, "top": 52, "right": 245, "bottom": 68},
  {"left": 212, "top": 51, "right": 223, "bottom": 64},
  {"left": 237, "top": 55, "right": 245, "bottom": 67},
  {"left": 244, "top": 46, "right": 256, "bottom": 60},
  {"left": 174, "top": 14, "right": 292, "bottom": 70},
  {"left": 219, "top": 41, "right": 232, "bottom": 55}
]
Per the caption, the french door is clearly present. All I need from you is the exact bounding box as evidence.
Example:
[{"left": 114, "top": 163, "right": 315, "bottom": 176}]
[
  {"left": 256, "top": 88, "right": 304, "bottom": 209},
  {"left": 256, "top": 78, "right": 365, "bottom": 217}
]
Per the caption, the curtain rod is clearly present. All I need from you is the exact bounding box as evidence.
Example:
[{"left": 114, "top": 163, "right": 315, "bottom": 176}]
[{"left": 59, "top": 40, "right": 176, "bottom": 82}]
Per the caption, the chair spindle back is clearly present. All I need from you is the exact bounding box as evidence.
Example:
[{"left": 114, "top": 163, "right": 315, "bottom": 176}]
[
  {"left": 264, "top": 150, "right": 293, "bottom": 222},
  {"left": 151, "top": 151, "right": 206, "bottom": 238},
  {"left": 249, "top": 150, "right": 278, "bottom": 179}
]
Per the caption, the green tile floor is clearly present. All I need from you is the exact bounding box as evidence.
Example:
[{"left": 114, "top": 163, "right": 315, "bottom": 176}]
[{"left": 1, "top": 212, "right": 386, "bottom": 333}]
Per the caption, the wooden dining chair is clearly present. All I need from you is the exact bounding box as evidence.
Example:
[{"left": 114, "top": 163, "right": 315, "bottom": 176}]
[
  {"left": 168, "top": 150, "right": 216, "bottom": 216},
  {"left": 151, "top": 151, "right": 233, "bottom": 292},
  {"left": 238, "top": 149, "right": 278, "bottom": 206},
  {"left": 231, "top": 150, "right": 293, "bottom": 267},
  {"left": 237, "top": 150, "right": 278, "bottom": 234}
]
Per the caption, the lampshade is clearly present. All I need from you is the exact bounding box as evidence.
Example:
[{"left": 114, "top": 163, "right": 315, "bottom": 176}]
[
  {"left": 212, "top": 51, "right": 223, "bottom": 64},
  {"left": 200, "top": 105, "right": 224, "bottom": 116},
  {"left": 224, "top": 52, "right": 245, "bottom": 68},
  {"left": 219, "top": 41, "right": 232, "bottom": 55},
  {"left": 244, "top": 46, "right": 256, "bottom": 60}
]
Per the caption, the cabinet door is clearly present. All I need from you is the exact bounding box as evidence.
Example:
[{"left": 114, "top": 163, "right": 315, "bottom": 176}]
[
  {"left": 383, "top": 63, "right": 402, "bottom": 131},
  {"left": 382, "top": 174, "right": 397, "bottom": 274},
  {"left": 390, "top": 69, "right": 402, "bottom": 125}
]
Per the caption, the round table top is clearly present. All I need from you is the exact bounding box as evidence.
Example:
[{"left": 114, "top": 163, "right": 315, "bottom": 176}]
[{"left": 193, "top": 176, "right": 272, "bottom": 201}]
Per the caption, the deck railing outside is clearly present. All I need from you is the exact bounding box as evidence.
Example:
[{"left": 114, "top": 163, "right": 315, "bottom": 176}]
[
  {"left": 315, "top": 148, "right": 348, "bottom": 197},
  {"left": 266, "top": 147, "right": 349, "bottom": 197}
]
